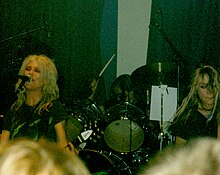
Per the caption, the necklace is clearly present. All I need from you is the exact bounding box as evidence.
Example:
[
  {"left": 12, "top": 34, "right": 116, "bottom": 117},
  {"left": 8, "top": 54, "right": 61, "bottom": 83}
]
[
  {"left": 198, "top": 103, "right": 213, "bottom": 112},
  {"left": 197, "top": 108, "right": 212, "bottom": 119},
  {"left": 198, "top": 107, "right": 212, "bottom": 112}
]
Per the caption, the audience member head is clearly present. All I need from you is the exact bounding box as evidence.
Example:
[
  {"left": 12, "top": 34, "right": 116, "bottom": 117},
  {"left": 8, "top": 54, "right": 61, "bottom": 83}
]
[
  {"left": 140, "top": 138, "right": 220, "bottom": 175},
  {"left": 0, "top": 139, "right": 90, "bottom": 175}
]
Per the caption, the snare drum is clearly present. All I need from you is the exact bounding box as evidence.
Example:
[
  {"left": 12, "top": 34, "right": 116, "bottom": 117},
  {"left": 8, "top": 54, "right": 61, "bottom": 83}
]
[{"left": 78, "top": 149, "right": 132, "bottom": 175}]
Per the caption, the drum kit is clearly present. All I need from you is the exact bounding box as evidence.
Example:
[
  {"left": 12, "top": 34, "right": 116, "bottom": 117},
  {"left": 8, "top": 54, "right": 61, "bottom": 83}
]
[
  {"left": 68, "top": 100, "right": 150, "bottom": 174},
  {"left": 66, "top": 62, "right": 177, "bottom": 174}
]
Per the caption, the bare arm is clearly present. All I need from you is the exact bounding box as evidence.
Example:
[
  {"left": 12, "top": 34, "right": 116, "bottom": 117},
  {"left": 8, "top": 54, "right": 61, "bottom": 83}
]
[
  {"left": 54, "top": 121, "right": 78, "bottom": 155},
  {"left": 54, "top": 121, "right": 68, "bottom": 149},
  {"left": 1, "top": 130, "right": 10, "bottom": 144}
]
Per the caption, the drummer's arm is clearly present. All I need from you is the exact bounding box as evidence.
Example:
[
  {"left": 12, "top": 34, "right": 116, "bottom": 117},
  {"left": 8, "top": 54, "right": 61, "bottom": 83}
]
[{"left": 175, "top": 136, "right": 187, "bottom": 145}]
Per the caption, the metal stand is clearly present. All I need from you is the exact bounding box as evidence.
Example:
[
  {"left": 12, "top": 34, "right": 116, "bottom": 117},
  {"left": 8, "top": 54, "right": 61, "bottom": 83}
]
[
  {"left": 159, "top": 83, "right": 179, "bottom": 150},
  {"left": 159, "top": 85, "right": 164, "bottom": 151},
  {"left": 158, "top": 83, "right": 166, "bottom": 151},
  {"left": 0, "top": 14, "right": 50, "bottom": 44}
]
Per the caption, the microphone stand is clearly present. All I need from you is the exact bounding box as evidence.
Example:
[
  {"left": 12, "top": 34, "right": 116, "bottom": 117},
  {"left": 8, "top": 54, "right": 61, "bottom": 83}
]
[
  {"left": 0, "top": 27, "right": 45, "bottom": 44},
  {"left": 0, "top": 14, "right": 50, "bottom": 44},
  {"left": 149, "top": 8, "right": 187, "bottom": 107}
]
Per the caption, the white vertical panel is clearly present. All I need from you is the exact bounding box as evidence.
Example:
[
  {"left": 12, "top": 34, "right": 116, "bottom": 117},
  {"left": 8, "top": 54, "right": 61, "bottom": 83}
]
[{"left": 117, "top": 0, "right": 152, "bottom": 76}]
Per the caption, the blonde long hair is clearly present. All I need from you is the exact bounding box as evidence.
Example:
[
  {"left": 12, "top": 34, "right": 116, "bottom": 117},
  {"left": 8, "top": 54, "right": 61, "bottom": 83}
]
[
  {"left": 172, "top": 65, "right": 220, "bottom": 123},
  {"left": 12, "top": 55, "right": 59, "bottom": 114},
  {"left": 0, "top": 139, "right": 90, "bottom": 175}
]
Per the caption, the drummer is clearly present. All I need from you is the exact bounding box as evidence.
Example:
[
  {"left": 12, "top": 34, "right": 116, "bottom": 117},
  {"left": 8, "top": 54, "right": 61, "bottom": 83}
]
[{"left": 104, "top": 74, "right": 137, "bottom": 110}]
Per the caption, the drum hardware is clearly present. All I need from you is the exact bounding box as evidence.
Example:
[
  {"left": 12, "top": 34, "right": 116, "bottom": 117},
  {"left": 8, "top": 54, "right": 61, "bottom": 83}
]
[
  {"left": 79, "top": 149, "right": 132, "bottom": 175},
  {"left": 77, "top": 130, "right": 93, "bottom": 149},
  {"left": 65, "top": 114, "right": 93, "bottom": 149},
  {"left": 108, "top": 152, "right": 133, "bottom": 175},
  {"left": 107, "top": 146, "right": 155, "bottom": 174},
  {"left": 150, "top": 62, "right": 177, "bottom": 151},
  {"left": 159, "top": 83, "right": 166, "bottom": 151},
  {"left": 130, "top": 147, "right": 154, "bottom": 174},
  {"left": 66, "top": 99, "right": 107, "bottom": 150}
]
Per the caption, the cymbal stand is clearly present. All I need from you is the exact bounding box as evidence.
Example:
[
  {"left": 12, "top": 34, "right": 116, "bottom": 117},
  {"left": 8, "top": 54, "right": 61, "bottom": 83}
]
[
  {"left": 159, "top": 88, "right": 163, "bottom": 151},
  {"left": 159, "top": 84, "right": 172, "bottom": 151},
  {"left": 159, "top": 94, "right": 163, "bottom": 151},
  {"left": 157, "top": 65, "right": 167, "bottom": 151},
  {"left": 126, "top": 98, "right": 133, "bottom": 169},
  {"left": 124, "top": 102, "right": 132, "bottom": 153}
]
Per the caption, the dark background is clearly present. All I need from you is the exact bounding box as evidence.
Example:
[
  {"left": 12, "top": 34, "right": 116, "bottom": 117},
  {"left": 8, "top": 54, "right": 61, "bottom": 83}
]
[
  {"left": 1, "top": 0, "right": 220, "bottom": 114},
  {"left": 147, "top": 0, "right": 220, "bottom": 104},
  {"left": 0, "top": 0, "right": 117, "bottom": 114}
]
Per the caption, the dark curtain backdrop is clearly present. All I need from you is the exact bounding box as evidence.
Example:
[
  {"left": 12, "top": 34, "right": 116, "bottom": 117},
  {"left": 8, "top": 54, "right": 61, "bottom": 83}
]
[
  {"left": 2, "top": 1, "right": 220, "bottom": 113},
  {"left": 47, "top": 0, "right": 106, "bottom": 108},
  {"left": 0, "top": 0, "right": 117, "bottom": 114},
  {"left": 147, "top": 0, "right": 220, "bottom": 104}
]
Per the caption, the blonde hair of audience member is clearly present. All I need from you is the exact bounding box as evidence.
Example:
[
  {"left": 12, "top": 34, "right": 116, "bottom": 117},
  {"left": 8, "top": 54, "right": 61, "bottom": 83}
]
[
  {"left": 140, "top": 138, "right": 220, "bottom": 175},
  {"left": 0, "top": 139, "right": 90, "bottom": 175}
]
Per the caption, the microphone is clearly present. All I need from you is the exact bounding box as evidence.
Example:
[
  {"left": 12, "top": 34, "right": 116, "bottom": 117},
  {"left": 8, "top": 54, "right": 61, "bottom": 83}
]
[
  {"left": 17, "top": 75, "right": 31, "bottom": 93},
  {"left": 18, "top": 75, "right": 31, "bottom": 82}
]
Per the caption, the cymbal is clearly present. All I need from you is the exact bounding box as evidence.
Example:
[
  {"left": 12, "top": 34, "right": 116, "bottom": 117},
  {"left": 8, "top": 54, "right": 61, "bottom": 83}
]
[{"left": 131, "top": 63, "right": 177, "bottom": 87}]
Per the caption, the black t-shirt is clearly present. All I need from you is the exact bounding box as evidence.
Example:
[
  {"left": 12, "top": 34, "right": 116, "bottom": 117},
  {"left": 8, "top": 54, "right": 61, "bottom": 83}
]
[
  {"left": 169, "top": 109, "right": 218, "bottom": 141},
  {"left": 3, "top": 100, "right": 69, "bottom": 142}
]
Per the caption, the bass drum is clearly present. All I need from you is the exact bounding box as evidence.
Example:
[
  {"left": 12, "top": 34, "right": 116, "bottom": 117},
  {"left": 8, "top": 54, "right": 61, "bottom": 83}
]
[
  {"left": 104, "top": 102, "right": 147, "bottom": 153},
  {"left": 78, "top": 149, "right": 132, "bottom": 175}
]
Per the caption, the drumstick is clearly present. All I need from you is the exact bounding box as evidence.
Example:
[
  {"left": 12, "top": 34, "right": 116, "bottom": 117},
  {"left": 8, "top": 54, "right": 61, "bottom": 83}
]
[{"left": 99, "top": 53, "right": 116, "bottom": 77}]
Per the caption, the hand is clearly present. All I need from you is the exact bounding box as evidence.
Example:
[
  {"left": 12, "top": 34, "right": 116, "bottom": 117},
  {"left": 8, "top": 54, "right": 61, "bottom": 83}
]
[{"left": 64, "top": 142, "right": 79, "bottom": 155}]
